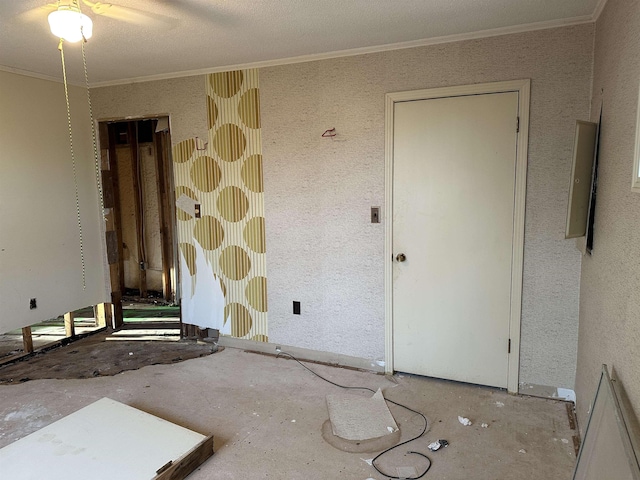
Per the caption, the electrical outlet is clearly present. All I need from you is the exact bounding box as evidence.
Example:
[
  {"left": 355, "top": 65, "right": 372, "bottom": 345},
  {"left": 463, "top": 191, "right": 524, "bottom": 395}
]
[
  {"left": 293, "top": 301, "right": 301, "bottom": 315},
  {"left": 29, "top": 298, "right": 37, "bottom": 310}
]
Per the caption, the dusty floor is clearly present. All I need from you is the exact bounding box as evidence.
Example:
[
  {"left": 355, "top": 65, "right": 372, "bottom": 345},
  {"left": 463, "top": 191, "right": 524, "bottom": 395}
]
[
  {"left": 0, "top": 323, "right": 215, "bottom": 383},
  {"left": 0, "top": 347, "right": 578, "bottom": 479}
]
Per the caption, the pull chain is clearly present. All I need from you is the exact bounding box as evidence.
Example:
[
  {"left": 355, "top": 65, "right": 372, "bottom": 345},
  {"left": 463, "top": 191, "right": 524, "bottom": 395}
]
[
  {"left": 59, "top": 39, "right": 87, "bottom": 290},
  {"left": 81, "top": 38, "right": 105, "bottom": 221}
]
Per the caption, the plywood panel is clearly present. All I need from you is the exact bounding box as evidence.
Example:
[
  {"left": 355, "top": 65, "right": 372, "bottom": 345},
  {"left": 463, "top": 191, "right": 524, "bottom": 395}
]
[{"left": 0, "top": 398, "right": 213, "bottom": 480}]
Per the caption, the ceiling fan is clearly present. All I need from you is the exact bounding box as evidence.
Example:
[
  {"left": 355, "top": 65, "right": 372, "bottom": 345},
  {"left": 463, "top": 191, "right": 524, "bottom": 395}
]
[{"left": 22, "top": 0, "right": 176, "bottom": 33}]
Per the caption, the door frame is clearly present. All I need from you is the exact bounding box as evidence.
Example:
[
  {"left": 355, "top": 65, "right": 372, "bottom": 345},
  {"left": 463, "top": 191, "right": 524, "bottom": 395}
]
[
  {"left": 97, "top": 114, "right": 180, "bottom": 328},
  {"left": 383, "top": 79, "right": 531, "bottom": 393}
]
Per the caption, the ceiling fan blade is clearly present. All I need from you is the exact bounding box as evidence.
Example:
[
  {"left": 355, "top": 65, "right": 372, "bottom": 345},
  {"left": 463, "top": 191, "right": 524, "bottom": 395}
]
[
  {"left": 84, "top": 1, "right": 176, "bottom": 27},
  {"left": 156, "top": 0, "right": 238, "bottom": 26},
  {"left": 19, "top": 4, "right": 58, "bottom": 23}
]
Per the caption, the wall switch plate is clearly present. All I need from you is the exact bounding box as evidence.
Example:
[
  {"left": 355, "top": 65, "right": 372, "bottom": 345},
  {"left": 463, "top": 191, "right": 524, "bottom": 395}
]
[
  {"left": 371, "top": 207, "right": 380, "bottom": 223},
  {"left": 293, "top": 301, "right": 301, "bottom": 315},
  {"left": 29, "top": 298, "right": 37, "bottom": 309}
]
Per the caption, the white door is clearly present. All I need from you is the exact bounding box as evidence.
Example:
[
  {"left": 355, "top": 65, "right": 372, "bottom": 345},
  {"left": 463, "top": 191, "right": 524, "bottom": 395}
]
[{"left": 392, "top": 92, "right": 519, "bottom": 388}]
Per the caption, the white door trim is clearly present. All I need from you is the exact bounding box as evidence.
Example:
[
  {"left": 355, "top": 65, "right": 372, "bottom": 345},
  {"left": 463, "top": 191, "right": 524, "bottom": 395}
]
[{"left": 384, "top": 79, "right": 530, "bottom": 393}]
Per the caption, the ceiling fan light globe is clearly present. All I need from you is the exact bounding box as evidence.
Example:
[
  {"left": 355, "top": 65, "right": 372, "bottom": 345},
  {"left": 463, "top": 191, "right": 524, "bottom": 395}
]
[{"left": 48, "top": 9, "right": 93, "bottom": 43}]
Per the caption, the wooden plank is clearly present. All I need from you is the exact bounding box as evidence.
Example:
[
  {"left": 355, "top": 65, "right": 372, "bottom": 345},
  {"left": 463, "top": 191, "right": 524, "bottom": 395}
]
[
  {"left": 93, "top": 303, "right": 109, "bottom": 328},
  {"left": 154, "top": 129, "right": 174, "bottom": 303},
  {"left": 111, "top": 291, "right": 124, "bottom": 329},
  {"left": 99, "top": 122, "right": 111, "bottom": 170},
  {"left": 107, "top": 123, "right": 126, "bottom": 294},
  {"left": 103, "top": 122, "right": 124, "bottom": 328},
  {"left": 101, "top": 170, "right": 115, "bottom": 209},
  {"left": 153, "top": 435, "right": 214, "bottom": 480},
  {"left": 21, "top": 326, "right": 33, "bottom": 353},
  {"left": 105, "top": 230, "right": 119, "bottom": 265},
  {"left": 0, "top": 398, "right": 211, "bottom": 480},
  {"left": 128, "top": 121, "right": 147, "bottom": 298},
  {"left": 64, "top": 312, "right": 75, "bottom": 337}
]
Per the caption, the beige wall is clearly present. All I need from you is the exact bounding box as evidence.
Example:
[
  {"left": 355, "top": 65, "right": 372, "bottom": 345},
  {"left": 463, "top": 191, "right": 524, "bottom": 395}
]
[
  {"left": 575, "top": 0, "right": 640, "bottom": 427},
  {"left": 260, "top": 24, "right": 594, "bottom": 389},
  {"left": 0, "top": 71, "right": 107, "bottom": 333},
  {"left": 91, "top": 76, "right": 208, "bottom": 145},
  {"left": 92, "top": 24, "right": 594, "bottom": 391}
]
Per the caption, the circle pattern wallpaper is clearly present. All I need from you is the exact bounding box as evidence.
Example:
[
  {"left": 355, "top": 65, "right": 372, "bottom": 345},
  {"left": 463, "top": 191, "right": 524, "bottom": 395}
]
[{"left": 173, "top": 69, "right": 268, "bottom": 342}]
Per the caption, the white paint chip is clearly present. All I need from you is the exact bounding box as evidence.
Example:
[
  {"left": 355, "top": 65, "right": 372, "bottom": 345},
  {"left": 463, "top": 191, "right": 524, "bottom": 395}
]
[
  {"left": 557, "top": 388, "right": 576, "bottom": 403},
  {"left": 458, "top": 416, "right": 472, "bottom": 426},
  {"left": 361, "top": 458, "right": 373, "bottom": 466},
  {"left": 481, "top": 423, "right": 489, "bottom": 428},
  {"left": 175, "top": 194, "right": 198, "bottom": 216},
  {"left": 519, "top": 449, "right": 527, "bottom": 454},
  {"left": 561, "top": 438, "right": 569, "bottom": 444},
  {"left": 495, "top": 401, "right": 505, "bottom": 407},
  {"left": 291, "top": 420, "right": 296, "bottom": 423}
]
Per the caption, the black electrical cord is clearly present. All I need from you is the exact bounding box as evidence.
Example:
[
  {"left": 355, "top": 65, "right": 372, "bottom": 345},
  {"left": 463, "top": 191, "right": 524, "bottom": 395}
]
[{"left": 276, "top": 351, "right": 432, "bottom": 479}]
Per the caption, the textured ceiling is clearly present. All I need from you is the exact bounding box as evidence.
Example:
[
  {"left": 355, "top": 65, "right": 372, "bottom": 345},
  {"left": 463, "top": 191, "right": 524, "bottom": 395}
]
[{"left": 0, "top": 0, "right": 601, "bottom": 85}]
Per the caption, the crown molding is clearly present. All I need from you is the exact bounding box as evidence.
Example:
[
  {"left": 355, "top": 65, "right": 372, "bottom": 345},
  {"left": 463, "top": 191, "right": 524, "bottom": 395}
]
[
  {"left": 91, "top": 14, "right": 593, "bottom": 88},
  {"left": 0, "top": 65, "right": 63, "bottom": 84},
  {"left": 592, "top": 0, "right": 608, "bottom": 21}
]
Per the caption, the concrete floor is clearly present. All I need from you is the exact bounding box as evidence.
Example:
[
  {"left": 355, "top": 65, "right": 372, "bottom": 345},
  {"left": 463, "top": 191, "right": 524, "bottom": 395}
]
[{"left": 0, "top": 347, "right": 578, "bottom": 479}]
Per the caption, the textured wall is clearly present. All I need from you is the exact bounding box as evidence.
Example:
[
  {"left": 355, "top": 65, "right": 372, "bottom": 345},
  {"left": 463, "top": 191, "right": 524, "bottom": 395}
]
[
  {"left": 0, "top": 71, "right": 107, "bottom": 333},
  {"left": 260, "top": 25, "right": 594, "bottom": 387},
  {"left": 575, "top": 0, "right": 640, "bottom": 428},
  {"left": 92, "top": 76, "right": 208, "bottom": 145}
]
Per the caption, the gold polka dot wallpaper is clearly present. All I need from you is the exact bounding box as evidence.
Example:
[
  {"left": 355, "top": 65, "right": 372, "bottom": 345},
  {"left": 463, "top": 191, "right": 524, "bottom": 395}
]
[{"left": 173, "top": 69, "right": 268, "bottom": 341}]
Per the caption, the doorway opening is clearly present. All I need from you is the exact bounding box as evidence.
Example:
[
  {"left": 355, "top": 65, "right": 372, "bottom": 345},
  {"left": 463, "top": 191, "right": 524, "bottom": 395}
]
[{"left": 99, "top": 117, "right": 181, "bottom": 335}]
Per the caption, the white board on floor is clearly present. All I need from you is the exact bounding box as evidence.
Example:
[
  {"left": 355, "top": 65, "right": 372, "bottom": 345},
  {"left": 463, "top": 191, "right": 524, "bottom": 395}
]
[{"left": 0, "top": 397, "right": 209, "bottom": 480}]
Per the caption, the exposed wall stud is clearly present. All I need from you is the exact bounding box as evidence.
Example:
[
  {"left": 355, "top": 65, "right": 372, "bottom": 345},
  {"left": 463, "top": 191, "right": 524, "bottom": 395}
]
[
  {"left": 64, "top": 311, "right": 76, "bottom": 337},
  {"left": 22, "top": 327, "right": 33, "bottom": 353}
]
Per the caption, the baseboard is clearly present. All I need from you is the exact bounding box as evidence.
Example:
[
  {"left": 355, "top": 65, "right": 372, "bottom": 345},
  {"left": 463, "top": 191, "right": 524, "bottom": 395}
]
[
  {"left": 217, "top": 336, "right": 385, "bottom": 373},
  {"left": 519, "top": 382, "right": 576, "bottom": 403}
]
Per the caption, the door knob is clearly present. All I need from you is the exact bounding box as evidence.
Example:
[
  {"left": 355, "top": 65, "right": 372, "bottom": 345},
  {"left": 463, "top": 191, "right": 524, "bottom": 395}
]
[{"left": 396, "top": 253, "right": 406, "bottom": 262}]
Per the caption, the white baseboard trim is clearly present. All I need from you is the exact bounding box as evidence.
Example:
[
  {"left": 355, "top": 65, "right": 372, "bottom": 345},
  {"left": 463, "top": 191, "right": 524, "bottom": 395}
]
[
  {"left": 519, "top": 382, "right": 576, "bottom": 403},
  {"left": 217, "top": 336, "right": 385, "bottom": 373}
]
